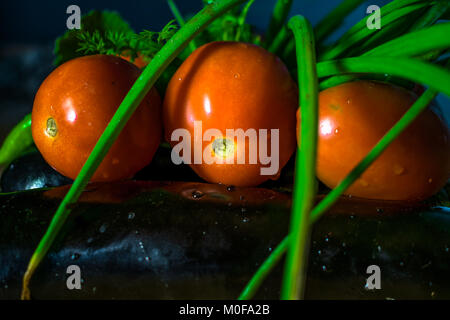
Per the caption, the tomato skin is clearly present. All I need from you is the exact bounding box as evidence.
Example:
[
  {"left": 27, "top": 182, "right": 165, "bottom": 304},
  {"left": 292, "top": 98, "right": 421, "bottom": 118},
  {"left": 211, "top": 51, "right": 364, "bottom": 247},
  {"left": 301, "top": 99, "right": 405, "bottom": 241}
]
[
  {"left": 163, "top": 41, "right": 298, "bottom": 186},
  {"left": 32, "top": 54, "right": 162, "bottom": 182},
  {"left": 297, "top": 80, "right": 450, "bottom": 201},
  {"left": 120, "top": 52, "right": 148, "bottom": 69}
]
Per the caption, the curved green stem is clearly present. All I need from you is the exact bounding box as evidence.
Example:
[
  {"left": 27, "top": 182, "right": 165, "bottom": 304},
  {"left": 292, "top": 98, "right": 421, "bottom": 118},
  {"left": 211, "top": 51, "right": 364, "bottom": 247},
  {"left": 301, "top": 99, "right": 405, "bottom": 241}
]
[
  {"left": 281, "top": 15, "right": 318, "bottom": 300},
  {"left": 235, "top": 0, "right": 255, "bottom": 41},
  {"left": 314, "top": 0, "right": 365, "bottom": 43},
  {"left": 238, "top": 236, "right": 289, "bottom": 300},
  {"left": 21, "top": 0, "right": 246, "bottom": 300},
  {"left": 239, "top": 86, "right": 440, "bottom": 300},
  {"left": 363, "top": 22, "right": 450, "bottom": 57},
  {"left": 320, "top": 24, "right": 450, "bottom": 90},
  {"left": 317, "top": 57, "right": 450, "bottom": 97},
  {"left": 408, "top": 1, "right": 449, "bottom": 31},
  {"left": 320, "top": 2, "right": 431, "bottom": 60},
  {"left": 264, "top": 0, "right": 293, "bottom": 48},
  {"left": 268, "top": 25, "right": 288, "bottom": 54},
  {"left": 167, "top": 0, "right": 198, "bottom": 53},
  {"left": 0, "top": 114, "right": 33, "bottom": 172},
  {"left": 330, "top": 0, "right": 433, "bottom": 48}
]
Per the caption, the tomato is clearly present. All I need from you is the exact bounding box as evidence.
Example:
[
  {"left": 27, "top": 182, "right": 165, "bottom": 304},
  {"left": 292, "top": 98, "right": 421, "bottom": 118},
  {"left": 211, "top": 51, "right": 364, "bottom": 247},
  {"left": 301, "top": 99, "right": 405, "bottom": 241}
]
[
  {"left": 297, "top": 80, "right": 450, "bottom": 201},
  {"left": 163, "top": 41, "right": 298, "bottom": 186},
  {"left": 32, "top": 54, "right": 162, "bottom": 182},
  {"left": 120, "top": 52, "right": 148, "bottom": 69}
]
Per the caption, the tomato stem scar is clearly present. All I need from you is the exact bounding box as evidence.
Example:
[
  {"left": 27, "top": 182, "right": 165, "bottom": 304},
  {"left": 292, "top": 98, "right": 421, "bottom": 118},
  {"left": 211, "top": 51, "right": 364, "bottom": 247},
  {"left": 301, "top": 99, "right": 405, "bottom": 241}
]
[{"left": 46, "top": 118, "right": 58, "bottom": 137}]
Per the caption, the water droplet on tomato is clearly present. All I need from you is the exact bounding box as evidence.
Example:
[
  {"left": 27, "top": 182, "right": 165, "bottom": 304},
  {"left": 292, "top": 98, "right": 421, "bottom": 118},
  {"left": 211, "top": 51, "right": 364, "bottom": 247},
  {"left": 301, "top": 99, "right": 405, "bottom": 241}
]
[
  {"left": 393, "top": 165, "right": 405, "bottom": 175},
  {"left": 234, "top": 73, "right": 240, "bottom": 79}
]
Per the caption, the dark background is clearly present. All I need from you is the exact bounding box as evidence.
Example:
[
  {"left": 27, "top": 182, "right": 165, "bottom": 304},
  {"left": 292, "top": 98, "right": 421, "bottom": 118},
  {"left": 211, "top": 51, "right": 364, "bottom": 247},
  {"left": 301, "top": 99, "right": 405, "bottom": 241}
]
[{"left": 0, "top": 0, "right": 448, "bottom": 143}]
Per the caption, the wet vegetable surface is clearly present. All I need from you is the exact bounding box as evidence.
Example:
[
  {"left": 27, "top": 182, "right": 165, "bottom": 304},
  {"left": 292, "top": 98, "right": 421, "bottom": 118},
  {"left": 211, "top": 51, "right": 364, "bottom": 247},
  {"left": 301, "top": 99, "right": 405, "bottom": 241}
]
[
  {"left": 1, "top": 181, "right": 449, "bottom": 299},
  {"left": 298, "top": 81, "right": 450, "bottom": 201},
  {"left": 31, "top": 54, "right": 162, "bottom": 182},
  {"left": 163, "top": 41, "right": 298, "bottom": 186},
  {"left": 1, "top": 151, "right": 72, "bottom": 193}
]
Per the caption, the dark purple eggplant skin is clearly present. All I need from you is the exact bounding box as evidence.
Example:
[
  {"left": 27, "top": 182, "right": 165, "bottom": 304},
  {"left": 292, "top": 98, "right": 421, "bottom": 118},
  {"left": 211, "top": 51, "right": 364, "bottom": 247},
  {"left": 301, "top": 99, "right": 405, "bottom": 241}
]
[
  {"left": 1, "top": 151, "right": 72, "bottom": 193},
  {"left": 0, "top": 181, "right": 449, "bottom": 300}
]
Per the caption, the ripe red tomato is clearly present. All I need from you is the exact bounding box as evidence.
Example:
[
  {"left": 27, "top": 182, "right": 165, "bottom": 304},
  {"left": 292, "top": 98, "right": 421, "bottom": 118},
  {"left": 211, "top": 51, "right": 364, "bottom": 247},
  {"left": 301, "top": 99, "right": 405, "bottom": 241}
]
[
  {"left": 163, "top": 41, "right": 298, "bottom": 186},
  {"left": 120, "top": 52, "right": 148, "bottom": 69},
  {"left": 297, "top": 80, "right": 450, "bottom": 201},
  {"left": 32, "top": 54, "right": 162, "bottom": 182}
]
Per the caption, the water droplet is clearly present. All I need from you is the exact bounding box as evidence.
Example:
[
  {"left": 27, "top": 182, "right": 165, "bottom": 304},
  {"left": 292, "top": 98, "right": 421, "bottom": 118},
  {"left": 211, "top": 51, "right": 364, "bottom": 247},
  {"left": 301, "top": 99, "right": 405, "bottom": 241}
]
[
  {"left": 234, "top": 73, "right": 241, "bottom": 79},
  {"left": 268, "top": 247, "right": 272, "bottom": 252},
  {"left": 393, "top": 165, "right": 405, "bottom": 175},
  {"left": 239, "top": 195, "right": 245, "bottom": 201},
  {"left": 226, "top": 185, "right": 235, "bottom": 192},
  {"left": 177, "top": 77, "right": 182, "bottom": 81},
  {"left": 128, "top": 212, "right": 135, "bottom": 220},
  {"left": 400, "top": 261, "right": 404, "bottom": 267},
  {"left": 325, "top": 237, "right": 329, "bottom": 242},
  {"left": 99, "top": 224, "right": 107, "bottom": 233},
  {"left": 428, "top": 178, "right": 433, "bottom": 183},
  {"left": 317, "top": 250, "right": 322, "bottom": 255},
  {"left": 241, "top": 208, "right": 247, "bottom": 213},
  {"left": 145, "top": 256, "right": 150, "bottom": 262},
  {"left": 376, "top": 208, "right": 384, "bottom": 214},
  {"left": 346, "top": 98, "right": 352, "bottom": 104},
  {"left": 377, "top": 245, "right": 381, "bottom": 252},
  {"left": 192, "top": 190, "right": 204, "bottom": 199},
  {"left": 242, "top": 217, "right": 249, "bottom": 223},
  {"left": 322, "top": 265, "right": 327, "bottom": 271}
]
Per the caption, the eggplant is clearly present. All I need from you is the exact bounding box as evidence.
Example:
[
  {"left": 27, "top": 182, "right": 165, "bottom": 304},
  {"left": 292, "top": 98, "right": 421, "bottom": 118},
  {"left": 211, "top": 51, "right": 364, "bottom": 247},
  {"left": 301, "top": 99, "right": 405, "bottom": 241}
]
[
  {"left": 0, "top": 181, "right": 449, "bottom": 300},
  {"left": 1, "top": 151, "right": 72, "bottom": 193}
]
